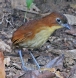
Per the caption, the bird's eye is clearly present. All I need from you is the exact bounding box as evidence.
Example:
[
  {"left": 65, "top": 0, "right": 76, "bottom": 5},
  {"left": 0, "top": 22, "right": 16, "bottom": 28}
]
[{"left": 56, "top": 18, "right": 62, "bottom": 24}]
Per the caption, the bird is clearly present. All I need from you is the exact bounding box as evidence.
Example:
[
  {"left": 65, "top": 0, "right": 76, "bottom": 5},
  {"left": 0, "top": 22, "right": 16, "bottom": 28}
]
[{"left": 11, "top": 11, "right": 70, "bottom": 70}]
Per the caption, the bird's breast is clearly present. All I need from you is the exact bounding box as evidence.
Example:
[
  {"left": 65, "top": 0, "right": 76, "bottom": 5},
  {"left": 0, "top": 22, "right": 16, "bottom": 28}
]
[
  {"left": 19, "top": 27, "right": 50, "bottom": 48},
  {"left": 19, "top": 25, "right": 62, "bottom": 48}
]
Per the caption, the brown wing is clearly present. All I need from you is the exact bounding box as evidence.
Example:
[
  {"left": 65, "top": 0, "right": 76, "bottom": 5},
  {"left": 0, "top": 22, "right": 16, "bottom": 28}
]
[
  {"left": 11, "top": 20, "right": 45, "bottom": 45},
  {"left": 11, "top": 25, "right": 35, "bottom": 45},
  {"left": 12, "top": 32, "right": 33, "bottom": 45}
]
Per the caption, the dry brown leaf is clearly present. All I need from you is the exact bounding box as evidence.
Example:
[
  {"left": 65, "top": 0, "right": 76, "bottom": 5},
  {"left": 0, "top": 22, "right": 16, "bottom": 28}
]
[
  {"left": 16, "top": 68, "right": 64, "bottom": 78},
  {"left": 16, "top": 69, "right": 55, "bottom": 78},
  {"left": 0, "top": 51, "right": 6, "bottom": 78},
  {"left": 40, "top": 68, "right": 63, "bottom": 78}
]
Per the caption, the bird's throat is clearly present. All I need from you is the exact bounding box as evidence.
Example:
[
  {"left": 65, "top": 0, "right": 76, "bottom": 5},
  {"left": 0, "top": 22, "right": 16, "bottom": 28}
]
[{"left": 49, "top": 25, "right": 62, "bottom": 34}]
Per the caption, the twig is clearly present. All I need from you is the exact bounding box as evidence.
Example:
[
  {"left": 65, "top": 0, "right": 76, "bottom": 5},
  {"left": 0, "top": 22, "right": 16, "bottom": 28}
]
[{"left": 0, "top": 14, "right": 4, "bottom": 24}]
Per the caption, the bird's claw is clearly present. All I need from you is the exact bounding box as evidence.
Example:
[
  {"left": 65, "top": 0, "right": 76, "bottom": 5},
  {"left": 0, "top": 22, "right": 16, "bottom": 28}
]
[{"left": 22, "top": 65, "right": 28, "bottom": 71}]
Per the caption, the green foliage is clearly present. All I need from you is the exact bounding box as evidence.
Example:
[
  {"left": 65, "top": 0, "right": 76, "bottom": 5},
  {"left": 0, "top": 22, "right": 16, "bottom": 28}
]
[{"left": 26, "top": 0, "right": 34, "bottom": 9}]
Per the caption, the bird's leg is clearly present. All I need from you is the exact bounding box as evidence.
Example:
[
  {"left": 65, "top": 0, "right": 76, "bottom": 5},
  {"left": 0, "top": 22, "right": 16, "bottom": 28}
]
[
  {"left": 18, "top": 49, "right": 40, "bottom": 70},
  {"left": 18, "top": 50, "right": 29, "bottom": 71},
  {"left": 29, "top": 50, "right": 40, "bottom": 69}
]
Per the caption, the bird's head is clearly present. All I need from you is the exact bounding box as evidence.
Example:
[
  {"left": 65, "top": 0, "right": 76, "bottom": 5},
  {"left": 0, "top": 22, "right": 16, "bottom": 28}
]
[{"left": 43, "top": 12, "right": 70, "bottom": 30}]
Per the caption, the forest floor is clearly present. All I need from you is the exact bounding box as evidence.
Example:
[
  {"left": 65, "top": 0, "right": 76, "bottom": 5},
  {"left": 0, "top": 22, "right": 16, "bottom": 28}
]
[{"left": 0, "top": 0, "right": 76, "bottom": 78}]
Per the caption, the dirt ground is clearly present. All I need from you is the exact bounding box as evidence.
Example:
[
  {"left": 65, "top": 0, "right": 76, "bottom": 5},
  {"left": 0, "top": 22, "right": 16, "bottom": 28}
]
[{"left": 0, "top": 0, "right": 76, "bottom": 78}]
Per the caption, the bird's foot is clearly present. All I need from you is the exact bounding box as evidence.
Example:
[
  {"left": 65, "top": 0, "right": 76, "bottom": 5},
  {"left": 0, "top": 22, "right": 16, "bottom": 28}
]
[{"left": 21, "top": 65, "right": 28, "bottom": 71}]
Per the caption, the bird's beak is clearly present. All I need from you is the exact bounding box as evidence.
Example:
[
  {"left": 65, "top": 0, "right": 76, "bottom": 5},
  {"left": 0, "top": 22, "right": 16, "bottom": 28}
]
[{"left": 61, "top": 23, "right": 71, "bottom": 30}]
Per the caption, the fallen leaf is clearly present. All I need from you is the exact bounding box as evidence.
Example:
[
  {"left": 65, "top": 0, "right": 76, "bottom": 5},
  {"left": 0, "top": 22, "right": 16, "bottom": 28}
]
[
  {"left": 4, "top": 57, "right": 10, "bottom": 66},
  {"left": 15, "top": 68, "right": 64, "bottom": 78},
  {"left": 0, "top": 51, "right": 6, "bottom": 78},
  {"left": 64, "top": 14, "right": 76, "bottom": 25},
  {"left": 15, "top": 69, "right": 56, "bottom": 78},
  {"left": 65, "top": 27, "right": 76, "bottom": 36},
  {"left": 45, "top": 54, "right": 64, "bottom": 69},
  {"left": 70, "top": 4, "right": 76, "bottom": 9}
]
